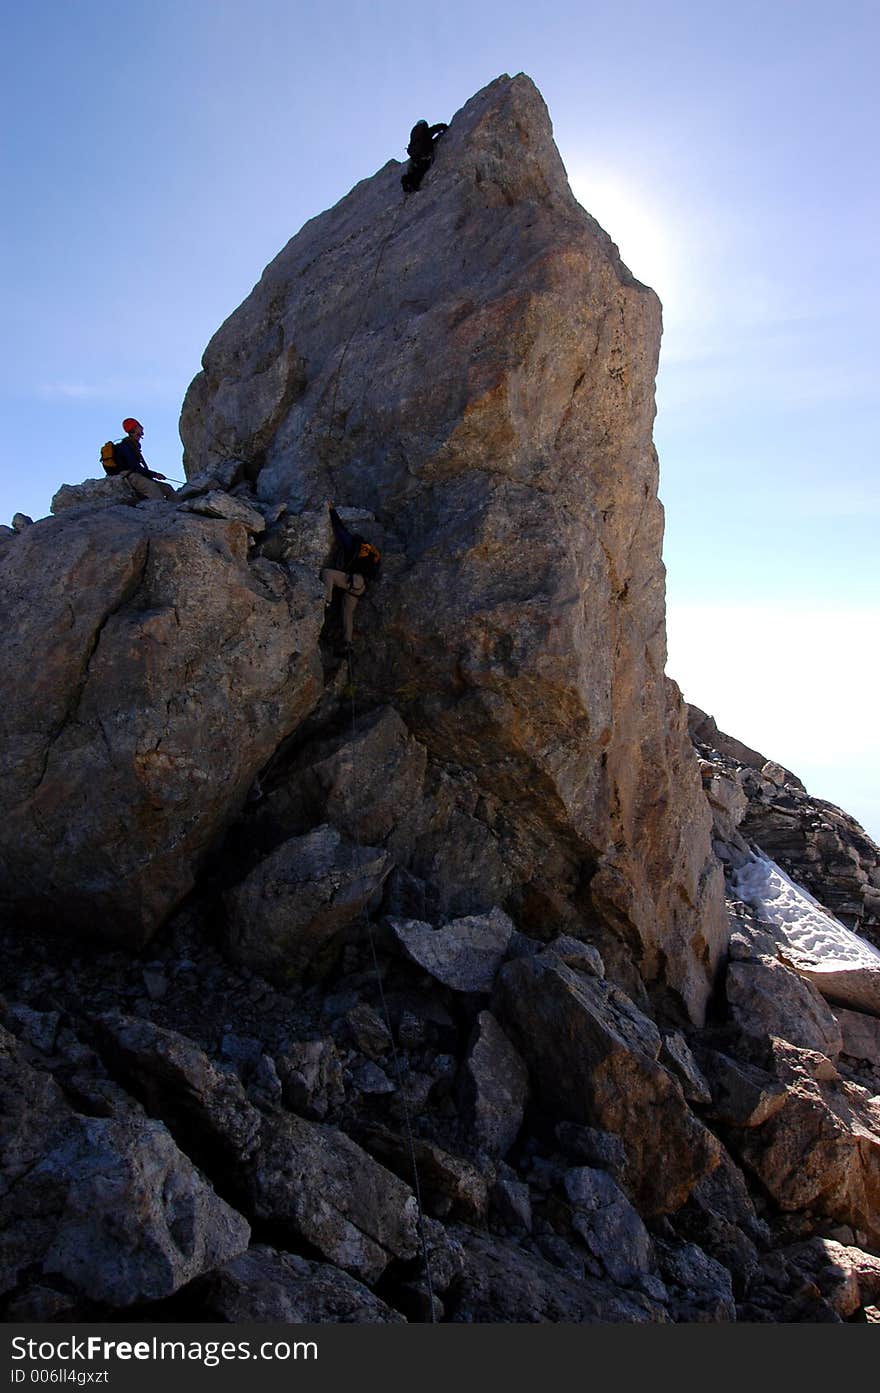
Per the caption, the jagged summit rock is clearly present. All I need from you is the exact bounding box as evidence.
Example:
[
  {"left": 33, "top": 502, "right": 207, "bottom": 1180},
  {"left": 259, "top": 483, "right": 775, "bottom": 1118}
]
[{"left": 180, "top": 72, "right": 726, "bottom": 1022}]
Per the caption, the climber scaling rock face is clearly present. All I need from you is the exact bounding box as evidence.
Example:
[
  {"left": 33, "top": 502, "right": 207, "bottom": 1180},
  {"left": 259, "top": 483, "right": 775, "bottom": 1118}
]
[{"left": 180, "top": 73, "right": 726, "bottom": 1022}]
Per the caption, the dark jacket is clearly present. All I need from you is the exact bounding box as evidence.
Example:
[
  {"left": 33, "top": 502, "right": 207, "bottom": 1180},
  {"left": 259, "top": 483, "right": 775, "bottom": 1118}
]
[
  {"left": 113, "top": 437, "right": 154, "bottom": 478},
  {"left": 407, "top": 121, "right": 448, "bottom": 161},
  {"left": 329, "top": 508, "right": 380, "bottom": 582}
]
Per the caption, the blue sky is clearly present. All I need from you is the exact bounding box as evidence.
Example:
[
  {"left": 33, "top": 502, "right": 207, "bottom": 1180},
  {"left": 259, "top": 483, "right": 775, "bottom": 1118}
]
[{"left": 2, "top": 1, "right": 878, "bottom": 840}]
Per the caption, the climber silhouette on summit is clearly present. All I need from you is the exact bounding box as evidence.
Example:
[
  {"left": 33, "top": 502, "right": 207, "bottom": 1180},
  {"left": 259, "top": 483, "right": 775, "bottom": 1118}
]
[
  {"left": 401, "top": 119, "right": 448, "bottom": 193},
  {"left": 321, "top": 502, "right": 381, "bottom": 650}
]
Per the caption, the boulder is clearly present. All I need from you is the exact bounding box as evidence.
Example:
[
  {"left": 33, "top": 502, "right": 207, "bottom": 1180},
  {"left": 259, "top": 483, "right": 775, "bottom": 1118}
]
[
  {"left": 0, "top": 506, "right": 323, "bottom": 945},
  {"left": 176, "top": 490, "right": 266, "bottom": 532},
  {"left": 494, "top": 955, "right": 720, "bottom": 1214},
  {"left": 175, "top": 459, "right": 246, "bottom": 499},
  {"left": 180, "top": 72, "right": 729, "bottom": 1024},
  {"left": 260, "top": 705, "right": 428, "bottom": 857},
  {"left": 245, "top": 1114, "right": 419, "bottom": 1283},
  {"left": 725, "top": 955, "right": 844, "bottom": 1060},
  {"left": 660, "top": 1031, "right": 712, "bottom": 1106},
  {"left": 542, "top": 934, "right": 606, "bottom": 976},
  {"left": 781, "top": 1238, "right": 880, "bottom": 1319},
  {"left": 491, "top": 1170, "right": 533, "bottom": 1230},
  {"left": 555, "top": 1123, "right": 628, "bottom": 1183},
  {"left": 225, "top": 825, "right": 392, "bottom": 983},
  {"left": 795, "top": 956, "right": 880, "bottom": 1018},
  {"left": 835, "top": 1006, "right": 880, "bottom": 1062},
  {"left": 734, "top": 1043, "right": 880, "bottom": 1244},
  {"left": 459, "top": 1010, "right": 529, "bottom": 1159},
  {"left": 28, "top": 1115, "right": 250, "bottom": 1307},
  {"left": 563, "top": 1165, "right": 655, "bottom": 1286},
  {"left": 387, "top": 907, "right": 514, "bottom": 993},
  {"left": 358, "top": 1125, "right": 490, "bottom": 1223},
  {"left": 2, "top": 1003, "right": 61, "bottom": 1055},
  {"left": 276, "top": 1039, "right": 345, "bottom": 1120},
  {"left": 446, "top": 1229, "right": 665, "bottom": 1323},
  {"left": 191, "top": 1245, "right": 405, "bottom": 1323},
  {"left": 698, "top": 1048, "right": 788, "bottom": 1129},
  {"left": 344, "top": 1003, "right": 393, "bottom": 1061},
  {"left": 95, "top": 1012, "right": 262, "bottom": 1167},
  {"left": 654, "top": 1239, "right": 735, "bottom": 1322},
  {"left": 0, "top": 1025, "right": 249, "bottom": 1307},
  {"left": 673, "top": 1148, "right": 766, "bottom": 1293},
  {"left": 92, "top": 1012, "right": 417, "bottom": 1282},
  {"left": 50, "top": 477, "right": 139, "bottom": 514}
]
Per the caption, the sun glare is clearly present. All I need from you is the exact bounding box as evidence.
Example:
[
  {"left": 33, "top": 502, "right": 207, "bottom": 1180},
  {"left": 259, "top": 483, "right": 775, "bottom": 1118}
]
[{"left": 567, "top": 168, "right": 679, "bottom": 306}]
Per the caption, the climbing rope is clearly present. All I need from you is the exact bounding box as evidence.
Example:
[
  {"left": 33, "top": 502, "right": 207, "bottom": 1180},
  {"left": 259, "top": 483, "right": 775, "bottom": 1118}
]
[{"left": 343, "top": 642, "right": 437, "bottom": 1323}]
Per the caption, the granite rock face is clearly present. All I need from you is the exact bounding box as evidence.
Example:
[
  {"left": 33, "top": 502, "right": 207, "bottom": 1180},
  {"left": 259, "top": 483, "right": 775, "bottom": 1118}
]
[
  {"left": 0, "top": 505, "right": 323, "bottom": 944},
  {"left": 181, "top": 73, "right": 727, "bottom": 1023}
]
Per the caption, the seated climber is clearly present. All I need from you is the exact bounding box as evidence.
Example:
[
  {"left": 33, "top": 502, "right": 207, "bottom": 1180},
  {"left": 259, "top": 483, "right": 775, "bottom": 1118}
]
[
  {"left": 320, "top": 502, "right": 381, "bottom": 648},
  {"left": 110, "top": 418, "right": 176, "bottom": 500},
  {"left": 401, "top": 119, "right": 448, "bottom": 193}
]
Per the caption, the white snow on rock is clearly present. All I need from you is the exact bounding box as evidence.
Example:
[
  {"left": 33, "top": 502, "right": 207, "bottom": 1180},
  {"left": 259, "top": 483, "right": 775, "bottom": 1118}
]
[{"left": 733, "top": 852, "right": 880, "bottom": 1016}]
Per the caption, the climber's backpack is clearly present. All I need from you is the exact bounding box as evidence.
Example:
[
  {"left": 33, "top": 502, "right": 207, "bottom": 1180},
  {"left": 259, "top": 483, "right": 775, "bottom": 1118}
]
[
  {"left": 100, "top": 441, "right": 119, "bottom": 475},
  {"left": 355, "top": 541, "right": 382, "bottom": 581}
]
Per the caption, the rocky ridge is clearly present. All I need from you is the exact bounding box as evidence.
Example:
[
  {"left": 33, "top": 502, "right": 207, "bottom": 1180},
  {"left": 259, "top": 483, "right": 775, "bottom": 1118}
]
[{"left": 2, "top": 74, "right": 879, "bottom": 1323}]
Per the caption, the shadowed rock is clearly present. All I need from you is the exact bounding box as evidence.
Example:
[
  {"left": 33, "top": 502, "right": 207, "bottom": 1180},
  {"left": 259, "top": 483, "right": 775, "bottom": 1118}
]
[
  {"left": 446, "top": 1228, "right": 666, "bottom": 1323},
  {"left": 731, "top": 1041, "right": 880, "bottom": 1245},
  {"left": 0, "top": 1027, "right": 249, "bottom": 1307},
  {"left": 388, "top": 908, "right": 514, "bottom": 993},
  {"left": 459, "top": 1010, "right": 529, "bottom": 1158},
  {"left": 494, "top": 954, "right": 720, "bottom": 1213},
  {"left": 191, "top": 1245, "right": 406, "bottom": 1323},
  {"left": 225, "top": 824, "right": 392, "bottom": 983},
  {"left": 246, "top": 1115, "right": 419, "bottom": 1282}
]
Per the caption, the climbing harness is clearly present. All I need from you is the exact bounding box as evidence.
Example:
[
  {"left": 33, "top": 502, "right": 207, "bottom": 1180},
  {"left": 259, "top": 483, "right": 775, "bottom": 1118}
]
[{"left": 343, "top": 643, "right": 437, "bottom": 1322}]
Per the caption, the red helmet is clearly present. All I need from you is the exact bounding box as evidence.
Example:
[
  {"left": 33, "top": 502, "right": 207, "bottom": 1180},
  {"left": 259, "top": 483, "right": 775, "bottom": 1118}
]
[{"left": 122, "top": 417, "right": 143, "bottom": 433}]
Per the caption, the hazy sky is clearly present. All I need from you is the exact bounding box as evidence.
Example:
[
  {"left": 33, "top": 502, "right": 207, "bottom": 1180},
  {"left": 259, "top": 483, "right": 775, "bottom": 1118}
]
[{"left": 2, "top": 0, "right": 878, "bottom": 839}]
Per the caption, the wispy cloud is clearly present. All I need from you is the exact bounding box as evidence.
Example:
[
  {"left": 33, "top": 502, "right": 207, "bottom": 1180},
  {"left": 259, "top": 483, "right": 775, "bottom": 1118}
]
[
  {"left": 37, "top": 378, "right": 180, "bottom": 402},
  {"left": 38, "top": 382, "right": 107, "bottom": 400}
]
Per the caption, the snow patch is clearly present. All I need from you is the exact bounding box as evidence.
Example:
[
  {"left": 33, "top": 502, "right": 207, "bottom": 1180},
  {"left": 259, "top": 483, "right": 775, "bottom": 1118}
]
[{"left": 733, "top": 852, "right": 880, "bottom": 971}]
